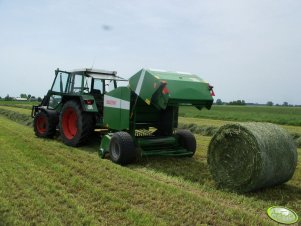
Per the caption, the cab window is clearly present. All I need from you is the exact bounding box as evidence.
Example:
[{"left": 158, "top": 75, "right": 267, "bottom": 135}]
[
  {"left": 83, "top": 77, "right": 92, "bottom": 93},
  {"left": 93, "top": 79, "right": 103, "bottom": 94},
  {"left": 51, "top": 72, "right": 69, "bottom": 93},
  {"left": 105, "top": 80, "right": 116, "bottom": 93},
  {"left": 72, "top": 74, "right": 83, "bottom": 93}
]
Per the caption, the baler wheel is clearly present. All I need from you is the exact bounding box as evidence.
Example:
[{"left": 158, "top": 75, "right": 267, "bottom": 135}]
[
  {"left": 59, "top": 100, "right": 94, "bottom": 147},
  {"left": 34, "top": 111, "right": 56, "bottom": 138},
  {"left": 109, "top": 132, "right": 136, "bottom": 165},
  {"left": 176, "top": 129, "right": 196, "bottom": 157}
]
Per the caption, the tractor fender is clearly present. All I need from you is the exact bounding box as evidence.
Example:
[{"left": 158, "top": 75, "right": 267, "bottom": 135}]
[
  {"left": 61, "top": 95, "right": 98, "bottom": 113},
  {"left": 32, "top": 106, "right": 59, "bottom": 131},
  {"left": 79, "top": 95, "right": 98, "bottom": 113},
  {"left": 39, "top": 107, "right": 59, "bottom": 125}
]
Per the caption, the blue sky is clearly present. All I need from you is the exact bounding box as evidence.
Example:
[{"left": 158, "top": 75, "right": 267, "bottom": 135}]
[{"left": 0, "top": 0, "right": 300, "bottom": 104}]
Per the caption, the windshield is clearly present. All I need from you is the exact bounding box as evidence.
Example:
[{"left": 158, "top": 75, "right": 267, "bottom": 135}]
[{"left": 51, "top": 72, "right": 69, "bottom": 92}]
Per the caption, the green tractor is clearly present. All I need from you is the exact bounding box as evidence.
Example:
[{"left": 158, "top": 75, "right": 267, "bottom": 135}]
[
  {"left": 32, "top": 68, "right": 214, "bottom": 165},
  {"left": 32, "top": 68, "right": 127, "bottom": 146}
]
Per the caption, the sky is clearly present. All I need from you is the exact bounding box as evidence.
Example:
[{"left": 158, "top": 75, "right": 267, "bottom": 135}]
[{"left": 0, "top": 0, "right": 300, "bottom": 105}]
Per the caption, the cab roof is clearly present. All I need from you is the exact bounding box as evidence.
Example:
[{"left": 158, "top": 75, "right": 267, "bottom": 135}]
[{"left": 56, "top": 68, "right": 127, "bottom": 81}]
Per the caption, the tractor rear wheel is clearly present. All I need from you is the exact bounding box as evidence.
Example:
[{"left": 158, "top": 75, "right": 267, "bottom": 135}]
[
  {"left": 34, "top": 111, "right": 57, "bottom": 138},
  {"left": 59, "top": 100, "right": 94, "bottom": 147},
  {"left": 176, "top": 129, "right": 196, "bottom": 157},
  {"left": 109, "top": 132, "right": 136, "bottom": 165}
]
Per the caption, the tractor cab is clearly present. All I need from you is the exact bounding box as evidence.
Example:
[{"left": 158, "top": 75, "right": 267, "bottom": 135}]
[{"left": 47, "top": 68, "right": 127, "bottom": 112}]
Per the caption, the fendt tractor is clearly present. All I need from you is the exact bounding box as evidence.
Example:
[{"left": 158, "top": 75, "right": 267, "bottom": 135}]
[{"left": 32, "top": 68, "right": 214, "bottom": 164}]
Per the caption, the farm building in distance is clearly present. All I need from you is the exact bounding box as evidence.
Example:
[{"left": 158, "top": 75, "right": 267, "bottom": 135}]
[{"left": 14, "top": 97, "right": 28, "bottom": 101}]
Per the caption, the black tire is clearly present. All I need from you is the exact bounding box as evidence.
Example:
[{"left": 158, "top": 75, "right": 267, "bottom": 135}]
[
  {"left": 176, "top": 129, "right": 196, "bottom": 157},
  {"left": 33, "top": 111, "right": 57, "bottom": 138},
  {"left": 109, "top": 132, "right": 136, "bottom": 165},
  {"left": 59, "top": 100, "right": 94, "bottom": 147}
]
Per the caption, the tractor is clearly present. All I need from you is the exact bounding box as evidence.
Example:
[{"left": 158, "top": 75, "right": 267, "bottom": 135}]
[
  {"left": 32, "top": 68, "right": 127, "bottom": 146},
  {"left": 32, "top": 68, "right": 214, "bottom": 164}
]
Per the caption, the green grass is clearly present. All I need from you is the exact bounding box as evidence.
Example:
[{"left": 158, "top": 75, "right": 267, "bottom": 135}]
[
  {"left": 0, "top": 100, "right": 39, "bottom": 110},
  {"left": 0, "top": 103, "right": 301, "bottom": 225},
  {"left": 0, "top": 118, "right": 280, "bottom": 225},
  {"left": 178, "top": 117, "right": 301, "bottom": 145},
  {"left": 0, "top": 105, "right": 32, "bottom": 115},
  {"left": 180, "top": 105, "right": 301, "bottom": 126},
  {"left": 1, "top": 104, "right": 300, "bottom": 146},
  {"left": 2, "top": 104, "right": 301, "bottom": 135},
  {"left": 0, "top": 115, "right": 301, "bottom": 225},
  {"left": 0, "top": 100, "right": 39, "bottom": 105}
]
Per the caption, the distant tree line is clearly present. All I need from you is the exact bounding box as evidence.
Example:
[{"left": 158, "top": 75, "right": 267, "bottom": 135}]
[
  {"left": 266, "top": 101, "right": 295, "bottom": 107},
  {"left": 215, "top": 99, "right": 299, "bottom": 107},
  {"left": 0, "top": 94, "right": 42, "bottom": 102},
  {"left": 228, "top": 100, "right": 246, "bottom": 105},
  {"left": 215, "top": 99, "right": 246, "bottom": 106}
]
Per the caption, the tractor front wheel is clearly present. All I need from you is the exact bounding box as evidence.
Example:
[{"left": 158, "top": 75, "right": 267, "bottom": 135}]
[
  {"left": 109, "top": 132, "right": 136, "bottom": 165},
  {"left": 176, "top": 129, "right": 196, "bottom": 157},
  {"left": 33, "top": 111, "right": 57, "bottom": 138},
  {"left": 59, "top": 100, "right": 94, "bottom": 146}
]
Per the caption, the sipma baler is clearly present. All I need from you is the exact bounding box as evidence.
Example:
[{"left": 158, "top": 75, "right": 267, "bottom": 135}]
[
  {"left": 100, "top": 69, "right": 214, "bottom": 164},
  {"left": 32, "top": 68, "right": 214, "bottom": 165}
]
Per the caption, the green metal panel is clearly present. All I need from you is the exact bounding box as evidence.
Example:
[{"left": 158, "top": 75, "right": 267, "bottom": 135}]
[
  {"left": 129, "top": 69, "right": 159, "bottom": 106},
  {"left": 99, "top": 134, "right": 112, "bottom": 158},
  {"left": 103, "top": 87, "right": 131, "bottom": 130},
  {"left": 80, "top": 94, "right": 98, "bottom": 112},
  {"left": 129, "top": 69, "right": 213, "bottom": 110}
]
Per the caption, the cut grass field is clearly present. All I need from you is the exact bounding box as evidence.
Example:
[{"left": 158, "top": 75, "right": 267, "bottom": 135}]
[
  {"left": 2, "top": 100, "right": 301, "bottom": 126},
  {"left": 178, "top": 117, "right": 301, "bottom": 136},
  {"left": 0, "top": 105, "right": 33, "bottom": 115},
  {"left": 2, "top": 101, "right": 301, "bottom": 126},
  {"left": 179, "top": 105, "right": 301, "bottom": 126},
  {"left": 1, "top": 104, "right": 301, "bottom": 136},
  {"left": 0, "top": 104, "right": 301, "bottom": 225},
  {"left": 0, "top": 116, "right": 300, "bottom": 225}
]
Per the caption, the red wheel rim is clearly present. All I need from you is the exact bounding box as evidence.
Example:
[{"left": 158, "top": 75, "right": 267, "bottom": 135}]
[
  {"left": 36, "top": 115, "right": 47, "bottom": 134},
  {"left": 62, "top": 107, "right": 78, "bottom": 140}
]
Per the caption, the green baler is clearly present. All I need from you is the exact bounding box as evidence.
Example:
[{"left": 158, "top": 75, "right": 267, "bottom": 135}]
[{"left": 100, "top": 69, "right": 214, "bottom": 164}]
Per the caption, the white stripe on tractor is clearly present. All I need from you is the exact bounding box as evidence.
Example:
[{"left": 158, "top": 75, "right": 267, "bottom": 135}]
[
  {"left": 135, "top": 69, "right": 145, "bottom": 96},
  {"left": 104, "top": 95, "right": 130, "bottom": 110}
]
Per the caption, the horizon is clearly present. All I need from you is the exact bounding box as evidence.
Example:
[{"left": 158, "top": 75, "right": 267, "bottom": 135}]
[{"left": 0, "top": 94, "right": 299, "bottom": 106}]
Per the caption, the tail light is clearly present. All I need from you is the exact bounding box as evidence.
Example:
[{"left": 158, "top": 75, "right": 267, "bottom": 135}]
[
  {"left": 209, "top": 84, "right": 215, "bottom": 96},
  {"left": 161, "top": 81, "right": 169, "bottom": 95},
  {"left": 162, "top": 86, "right": 169, "bottom": 95},
  {"left": 84, "top": 99, "right": 94, "bottom": 105}
]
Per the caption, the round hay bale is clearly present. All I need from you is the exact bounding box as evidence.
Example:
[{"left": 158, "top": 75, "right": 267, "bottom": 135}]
[{"left": 208, "top": 122, "right": 297, "bottom": 192}]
